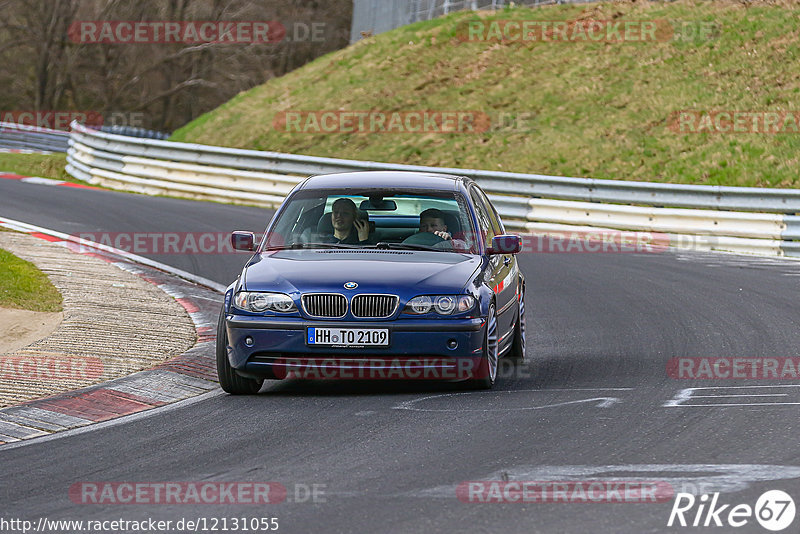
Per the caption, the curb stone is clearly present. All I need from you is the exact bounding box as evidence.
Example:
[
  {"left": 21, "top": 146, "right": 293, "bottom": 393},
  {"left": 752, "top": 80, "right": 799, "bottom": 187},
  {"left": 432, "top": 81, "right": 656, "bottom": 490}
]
[{"left": 0, "top": 218, "right": 224, "bottom": 445}]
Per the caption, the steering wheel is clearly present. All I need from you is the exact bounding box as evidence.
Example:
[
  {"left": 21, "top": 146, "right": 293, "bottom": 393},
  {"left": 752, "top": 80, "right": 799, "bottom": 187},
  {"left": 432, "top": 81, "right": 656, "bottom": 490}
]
[{"left": 402, "top": 232, "right": 446, "bottom": 246}]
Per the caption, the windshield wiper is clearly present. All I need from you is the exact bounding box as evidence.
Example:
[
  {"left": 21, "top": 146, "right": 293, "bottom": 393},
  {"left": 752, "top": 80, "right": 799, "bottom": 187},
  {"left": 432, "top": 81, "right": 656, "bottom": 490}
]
[
  {"left": 263, "top": 242, "right": 357, "bottom": 251},
  {"left": 373, "top": 242, "right": 441, "bottom": 251}
]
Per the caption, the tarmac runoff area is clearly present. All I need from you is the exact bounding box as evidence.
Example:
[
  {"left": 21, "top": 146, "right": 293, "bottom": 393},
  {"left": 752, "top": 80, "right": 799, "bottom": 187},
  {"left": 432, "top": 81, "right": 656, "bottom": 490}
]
[{"left": 0, "top": 228, "right": 223, "bottom": 444}]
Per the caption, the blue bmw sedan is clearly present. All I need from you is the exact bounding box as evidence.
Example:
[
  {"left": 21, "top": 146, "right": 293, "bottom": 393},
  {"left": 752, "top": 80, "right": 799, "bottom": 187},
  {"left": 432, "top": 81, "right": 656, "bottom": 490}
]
[{"left": 217, "top": 171, "right": 525, "bottom": 392}]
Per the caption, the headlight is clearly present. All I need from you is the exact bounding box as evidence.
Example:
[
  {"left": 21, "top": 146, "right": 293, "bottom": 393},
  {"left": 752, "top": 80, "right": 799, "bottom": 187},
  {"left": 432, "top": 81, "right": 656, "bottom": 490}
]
[
  {"left": 434, "top": 296, "right": 456, "bottom": 314},
  {"left": 405, "top": 295, "right": 475, "bottom": 315},
  {"left": 234, "top": 292, "right": 297, "bottom": 313},
  {"left": 408, "top": 295, "right": 433, "bottom": 314},
  {"left": 456, "top": 295, "right": 476, "bottom": 313}
]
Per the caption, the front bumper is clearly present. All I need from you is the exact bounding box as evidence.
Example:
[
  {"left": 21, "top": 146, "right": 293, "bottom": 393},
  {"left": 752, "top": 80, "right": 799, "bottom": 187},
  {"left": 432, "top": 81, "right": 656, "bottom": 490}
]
[{"left": 225, "top": 315, "right": 486, "bottom": 380}]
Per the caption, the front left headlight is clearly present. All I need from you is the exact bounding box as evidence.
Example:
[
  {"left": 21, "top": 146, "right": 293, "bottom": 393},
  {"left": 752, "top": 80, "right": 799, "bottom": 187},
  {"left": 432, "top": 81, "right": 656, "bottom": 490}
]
[
  {"left": 234, "top": 291, "right": 297, "bottom": 313},
  {"left": 404, "top": 295, "right": 475, "bottom": 315}
]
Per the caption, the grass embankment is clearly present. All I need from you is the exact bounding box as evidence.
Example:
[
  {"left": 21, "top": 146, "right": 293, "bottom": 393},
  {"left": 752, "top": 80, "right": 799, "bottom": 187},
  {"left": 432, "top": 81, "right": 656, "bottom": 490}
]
[
  {"left": 0, "top": 153, "right": 75, "bottom": 181},
  {"left": 0, "top": 244, "right": 62, "bottom": 312},
  {"left": 171, "top": 0, "right": 800, "bottom": 188},
  {"left": 0, "top": 152, "right": 94, "bottom": 186}
]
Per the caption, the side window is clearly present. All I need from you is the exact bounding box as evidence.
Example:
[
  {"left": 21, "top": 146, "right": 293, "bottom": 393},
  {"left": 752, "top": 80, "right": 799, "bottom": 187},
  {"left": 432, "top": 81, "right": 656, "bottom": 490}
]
[
  {"left": 474, "top": 187, "right": 504, "bottom": 235},
  {"left": 470, "top": 188, "right": 496, "bottom": 247}
]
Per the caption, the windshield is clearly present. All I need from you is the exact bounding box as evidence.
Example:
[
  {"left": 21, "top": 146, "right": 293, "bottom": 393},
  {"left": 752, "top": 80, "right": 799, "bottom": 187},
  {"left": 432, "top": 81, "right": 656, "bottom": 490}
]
[{"left": 263, "top": 189, "right": 479, "bottom": 254}]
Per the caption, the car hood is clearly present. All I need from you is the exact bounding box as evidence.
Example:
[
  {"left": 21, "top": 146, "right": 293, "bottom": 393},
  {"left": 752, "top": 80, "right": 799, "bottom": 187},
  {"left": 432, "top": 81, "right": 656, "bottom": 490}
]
[{"left": 243, "top": 249, "right": 481, "bottom": 296}]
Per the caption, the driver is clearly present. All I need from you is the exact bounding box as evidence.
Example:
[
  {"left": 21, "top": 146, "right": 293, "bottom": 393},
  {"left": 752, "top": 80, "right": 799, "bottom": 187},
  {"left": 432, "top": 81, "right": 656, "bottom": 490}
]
[
  {"left": 410, "top": 208, "right": 468, "bottom": 250},
  {"left": 418, "top": 208, "right": 453, "bottom": 241}
]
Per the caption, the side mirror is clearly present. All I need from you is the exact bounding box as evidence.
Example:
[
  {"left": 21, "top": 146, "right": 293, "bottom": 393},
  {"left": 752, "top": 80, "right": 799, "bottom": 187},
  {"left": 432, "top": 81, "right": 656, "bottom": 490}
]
[
  {"left": 489, "top": 235, "right": 522, "bottom": 255},
  {"left": 231, "top": 231, "right": 255, "bottom": 251}
]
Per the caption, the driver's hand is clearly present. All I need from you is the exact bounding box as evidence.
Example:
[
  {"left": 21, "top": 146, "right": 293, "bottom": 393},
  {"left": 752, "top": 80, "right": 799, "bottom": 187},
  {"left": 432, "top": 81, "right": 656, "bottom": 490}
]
[
  {"left": 433, "top": 230, "right": 452, "bottom": 240},
  {"left": 354, "top": 218, "right": 370, "bottom": 241}
]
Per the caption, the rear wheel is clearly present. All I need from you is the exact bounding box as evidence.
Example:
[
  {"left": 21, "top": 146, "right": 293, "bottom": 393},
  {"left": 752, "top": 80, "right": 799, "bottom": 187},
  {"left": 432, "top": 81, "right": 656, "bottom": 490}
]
[
  {"left": 508, "top": 289, "right": 526, "bottom": 362},
  {"left": 468, "top": 304, "right": 498, "bottom": 390},
  {"left": 216, "top": 308, "right": 263, "bottom": 395}
]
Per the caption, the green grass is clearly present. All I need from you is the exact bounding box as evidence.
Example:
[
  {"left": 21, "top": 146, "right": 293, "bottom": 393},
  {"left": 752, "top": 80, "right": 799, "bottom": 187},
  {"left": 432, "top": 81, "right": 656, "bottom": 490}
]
[
  {"left": 0, "top": 247, "right": 62, "bottom": 312},
  {"left": 0, "top": 153, "right": 93, "bottom": 186},
  {"left": 171, "top": 0, "right": 800, "bottom": 188}
]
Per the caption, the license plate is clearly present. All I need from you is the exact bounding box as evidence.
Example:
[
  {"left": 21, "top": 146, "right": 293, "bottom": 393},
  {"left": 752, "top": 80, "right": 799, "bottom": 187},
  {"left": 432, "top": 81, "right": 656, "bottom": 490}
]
[{"left": 307, "top": 328, "right": 389, "bottom": 347}]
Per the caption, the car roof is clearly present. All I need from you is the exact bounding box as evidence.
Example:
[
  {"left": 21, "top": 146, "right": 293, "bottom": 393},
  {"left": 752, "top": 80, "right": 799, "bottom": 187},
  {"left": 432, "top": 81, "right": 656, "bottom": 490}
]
[{"left": 299, "top": 171, "right": 467, "bottom": 191}]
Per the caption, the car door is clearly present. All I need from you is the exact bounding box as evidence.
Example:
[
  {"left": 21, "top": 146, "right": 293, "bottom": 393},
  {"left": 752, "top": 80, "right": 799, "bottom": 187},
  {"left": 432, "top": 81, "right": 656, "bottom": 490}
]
[
  {"left": 480, "top": 187, "right": 521, "bottom": 346},
  {"left": 470, "top": 186, "right": 517, "bottom": 346}
]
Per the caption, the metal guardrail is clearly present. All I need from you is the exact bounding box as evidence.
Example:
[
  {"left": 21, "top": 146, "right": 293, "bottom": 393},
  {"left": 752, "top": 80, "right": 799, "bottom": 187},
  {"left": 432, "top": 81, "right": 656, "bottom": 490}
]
[
  {"left": 0, "top": 122, "right": 167, "bottom": 153},
  {"left": 99, "top": 125, "right": 170, "bottom": 140},
  {"left": 66, "top": 121, "right": 800, "bottom": 258},
  {"left": 0, "top": 122, "right": 70, "bottom": 152}
]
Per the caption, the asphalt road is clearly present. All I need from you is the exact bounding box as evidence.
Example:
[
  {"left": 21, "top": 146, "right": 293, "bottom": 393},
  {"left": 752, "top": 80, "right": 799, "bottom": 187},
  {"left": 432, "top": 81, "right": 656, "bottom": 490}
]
[{"left": 2, "top": 179, "right": 800, "bottom": 534}]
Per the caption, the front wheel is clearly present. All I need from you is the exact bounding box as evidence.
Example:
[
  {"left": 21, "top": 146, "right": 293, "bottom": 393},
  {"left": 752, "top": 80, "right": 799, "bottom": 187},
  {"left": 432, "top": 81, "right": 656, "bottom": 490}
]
[
  {"left": 216, "top": 308, "right": 263, "bottom": 395},
  {"left": 468, "top": 304, "right": 498, "bottom": 390}
]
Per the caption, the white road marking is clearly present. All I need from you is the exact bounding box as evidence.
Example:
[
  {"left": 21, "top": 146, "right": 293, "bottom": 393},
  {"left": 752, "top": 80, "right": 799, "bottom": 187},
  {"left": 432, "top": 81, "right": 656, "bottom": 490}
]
[
  {"left": 393, "top": 388, "right": 632, "bottom": 412},
  {"left": 408, "top": 464, "right": 800, "bottom": 499},
  {"left": 689, "top": 394, "right": 789, "bottom": 398},
  {"left": 20, "top": 177, "right": 64, "bottom": 186},
  {"left": 665, "top": 385, "right": 800, "bottom": 407}
]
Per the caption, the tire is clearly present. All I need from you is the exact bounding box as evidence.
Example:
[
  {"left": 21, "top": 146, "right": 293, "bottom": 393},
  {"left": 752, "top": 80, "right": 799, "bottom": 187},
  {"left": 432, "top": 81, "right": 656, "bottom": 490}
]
[
  {"left": 216, "top": 307, "right": 264, "bottom": 395},
  {"left": 508, "top": 289, "right": 526, "bottom": 362},
  {"left": 468, "top": 304, "right": 498, "bottom": 390}
]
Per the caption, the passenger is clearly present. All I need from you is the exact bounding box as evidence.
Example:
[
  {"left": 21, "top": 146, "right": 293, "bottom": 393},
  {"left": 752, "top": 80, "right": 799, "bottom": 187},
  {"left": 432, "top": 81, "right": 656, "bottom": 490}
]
[{"left": 325, "top": 198, "right": 371, "bottom": 245}]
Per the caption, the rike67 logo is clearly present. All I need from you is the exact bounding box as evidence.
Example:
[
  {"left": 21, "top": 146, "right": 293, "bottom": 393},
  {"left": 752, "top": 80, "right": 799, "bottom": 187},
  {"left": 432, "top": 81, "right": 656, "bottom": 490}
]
[{"left": 668, "top": 490, "right": 795, "bottom": 531}]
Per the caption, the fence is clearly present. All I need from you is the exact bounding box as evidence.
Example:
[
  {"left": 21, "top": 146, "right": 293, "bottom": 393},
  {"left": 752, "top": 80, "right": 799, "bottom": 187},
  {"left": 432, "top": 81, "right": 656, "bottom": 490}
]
[
  {"left": 0, "top": 122, "right": 70, "bottom": 153},
  {"left": 66, "top": 121, "right": 800, "bottom": 258},
  {"left": 351, "top": 0, "right": 597, "bottom": 41}
]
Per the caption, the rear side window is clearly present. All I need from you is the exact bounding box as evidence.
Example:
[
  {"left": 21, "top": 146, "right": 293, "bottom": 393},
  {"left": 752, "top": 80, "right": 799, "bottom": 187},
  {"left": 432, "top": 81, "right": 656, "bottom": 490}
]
[
  {"left": 474, "top": 186, "right": 505, "bottom": 235},
  {"left": 469, "top": 188, "right": 497, "bottom": 247}
]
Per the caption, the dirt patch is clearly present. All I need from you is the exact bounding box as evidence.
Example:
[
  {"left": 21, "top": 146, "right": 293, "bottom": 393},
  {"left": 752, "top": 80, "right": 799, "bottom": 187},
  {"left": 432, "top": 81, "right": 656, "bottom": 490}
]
[{"left": 0, "top": 307, "right": 62, "bottom": 355}]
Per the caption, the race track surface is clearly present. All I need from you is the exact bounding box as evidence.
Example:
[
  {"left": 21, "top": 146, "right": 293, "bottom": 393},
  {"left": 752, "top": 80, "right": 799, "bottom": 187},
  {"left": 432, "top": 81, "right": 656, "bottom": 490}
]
[{"left": 2, "top": 179, "right": 800, "bottom": 534}]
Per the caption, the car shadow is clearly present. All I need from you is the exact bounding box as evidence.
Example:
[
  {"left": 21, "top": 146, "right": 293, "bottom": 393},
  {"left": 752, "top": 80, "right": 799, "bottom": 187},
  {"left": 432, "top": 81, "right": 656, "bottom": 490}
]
[
  {"left": 255, "top": 358, "right": 540, "bottom": 397},
  {"left": 258, "top": 378, "right": 473, "bottom": 397}
]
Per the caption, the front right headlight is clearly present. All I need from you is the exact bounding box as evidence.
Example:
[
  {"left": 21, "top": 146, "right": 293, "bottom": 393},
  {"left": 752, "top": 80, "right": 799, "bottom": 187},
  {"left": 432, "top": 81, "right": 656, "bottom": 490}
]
[{"left": 234, "top": 291, "right": 297, "bottom": 313}]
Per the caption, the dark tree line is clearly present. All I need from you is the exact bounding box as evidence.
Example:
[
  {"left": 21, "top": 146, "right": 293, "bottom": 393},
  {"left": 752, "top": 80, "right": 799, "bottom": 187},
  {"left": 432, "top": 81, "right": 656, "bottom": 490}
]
[{"left": 0, "top": 0, "right": 352, "bottom": 131}]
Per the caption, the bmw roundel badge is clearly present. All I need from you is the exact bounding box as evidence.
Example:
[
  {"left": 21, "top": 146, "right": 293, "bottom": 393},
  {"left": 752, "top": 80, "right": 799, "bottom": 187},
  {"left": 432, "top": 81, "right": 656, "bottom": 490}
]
[{"left": 344, "top": 281, "right": 358, "bottom": 290}]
